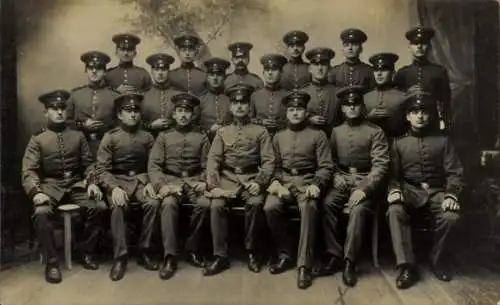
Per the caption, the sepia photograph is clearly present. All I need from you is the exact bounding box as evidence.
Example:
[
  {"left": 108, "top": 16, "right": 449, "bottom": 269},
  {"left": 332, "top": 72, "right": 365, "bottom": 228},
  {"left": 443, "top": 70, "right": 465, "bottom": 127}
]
[{"left": 1, "top": 0, "right": 500, "bottom": 304}]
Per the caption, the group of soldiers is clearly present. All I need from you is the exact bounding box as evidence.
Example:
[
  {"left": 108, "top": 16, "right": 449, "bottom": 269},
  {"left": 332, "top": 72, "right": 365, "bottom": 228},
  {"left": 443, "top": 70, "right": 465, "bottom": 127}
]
[{"left": 22, "top": 25, "right": 464, "bottom": 291}]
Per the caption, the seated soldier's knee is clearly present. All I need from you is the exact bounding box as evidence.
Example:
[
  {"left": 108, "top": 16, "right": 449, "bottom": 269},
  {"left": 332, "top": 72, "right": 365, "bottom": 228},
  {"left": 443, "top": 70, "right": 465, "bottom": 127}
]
[
  {"left": 298, "top": 199, "right": 318, "bottom": 212},
  {"left": 442, "top": 211, "right": 460, "bottom": 226},
  {"left": 33, "top": 205, "right": 52, "bottom": 217},
  {"left": 90, "top": 200, "right": 108, "bottom": 212},
  {"left": 144, "top": 198, "right": 160, "bottom": 211},
  {"left": 161, "top": 196, "right": 178, "bottom": 209},
  {"left": 195, "top": 196, "right": 210, "bottom": 209},
  {"left": 210, "top": 199, "right": 226, "bottom": 212},
  {"left": 246, "top": 194, "right": 264, "bottom": 207},
  {"left": 387, "top": 203, "right": 405, "bottom": 217},
  {"left": 263, "top": 195, "right": 282, "bottom": 214},
  {"left": 350, "top": 203, "right": 370, "bottom": 219}
]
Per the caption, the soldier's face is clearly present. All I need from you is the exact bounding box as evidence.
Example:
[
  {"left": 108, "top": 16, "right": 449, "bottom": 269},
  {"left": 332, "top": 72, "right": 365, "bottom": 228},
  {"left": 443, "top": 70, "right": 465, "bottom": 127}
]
[
  {"left": 151, "top": 67, "right": 169, "bottom": 84},
  {"left": 116, "top": 48, "right": 136, "bottom": 63},
  {"left": 86, "top": 66, "right": 106, "bottom": 83},
  {"left": 341, "top": 103, "right": 362, "bottom": 119},
  {"left": 286, "top": 106, "right": 307, "bottom": 124},
  {"left": 286, "top": 44, "right": 305, "bottom": 58},
  {"left": 230, "top": 101, "right": 250, "bottom": 118},
  {"left": 206, "top": 73, "right": 225, "bottom": 89},
  {"left": 342, "top": 42, "right": 362, "bottom": 59},
  {"left": 45, "top": 106, "right": 67, "bottom": 124},
  {"left": 179, "top": 47, "right": 197, "bottom": 63},
  {"left": 407, "top": 109, "right": 430, "bottom": 129},
  {"left": 172, "top": 107, "right": 194, "bottom": 127},
  {"left": 232, "top": 55, "right": 249, "bottom": 68},
  {"left": 409, "top": 43, "right": 430, "bottom": 58},
  {"left": 118, "top": 108, "right": 141, "bottom": 126},
  {"left": 373, "top": 70, "right": 393, "bottom": 85},
  {"left": 263, "top": 68, "right": 281, "bottom": 85},
  {"left": 309, "top": 63, "right": 329, "bottom": 80}
]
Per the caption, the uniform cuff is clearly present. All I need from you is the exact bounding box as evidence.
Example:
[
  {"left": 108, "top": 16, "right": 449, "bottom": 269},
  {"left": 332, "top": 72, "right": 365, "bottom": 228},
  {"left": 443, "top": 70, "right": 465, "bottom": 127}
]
[
  {"left": 444, "top": 193, "right": 458, "bottom": 202},
  {"left": 28, "top": 187, "right": 42, "bottom": 200}
]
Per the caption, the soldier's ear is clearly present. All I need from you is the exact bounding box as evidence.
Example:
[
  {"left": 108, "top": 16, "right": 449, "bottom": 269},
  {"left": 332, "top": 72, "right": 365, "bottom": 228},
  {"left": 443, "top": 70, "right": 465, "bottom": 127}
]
[
  {"left": 405, "top": 112, "right": 411, "bottom": 122},
  {"left": 359, "top": 45, "right": 363, "bottom": 54}
]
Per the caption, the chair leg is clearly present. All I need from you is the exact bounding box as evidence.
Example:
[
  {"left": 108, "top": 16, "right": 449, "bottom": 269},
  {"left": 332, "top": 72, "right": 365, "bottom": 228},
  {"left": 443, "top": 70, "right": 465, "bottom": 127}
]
[
  {"left": 372, "top": 210, "right": 379, "bottom": 269},
  {"left": 63, "top": 213, "right": 73, "bottom": 270}
]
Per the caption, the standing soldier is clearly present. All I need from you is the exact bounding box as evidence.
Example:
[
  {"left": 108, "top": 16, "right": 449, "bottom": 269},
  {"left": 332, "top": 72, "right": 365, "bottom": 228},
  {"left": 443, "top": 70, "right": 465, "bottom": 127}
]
[
  {"left": 395, "top": 26, "right": 451, "bottom": 131},
  {"left": 96, "top": 92, "right": 160, "bottom": 281},
  {"left": 148, "top": 93, "right": 211, "bottom": 280},
  {"left": 67, "top": 51, "right": 119, "bottom": 156},
  {"left": 318, "top": 85, "right": 389, "bottom": 287},
  {"left": 264, "top": 91, "right": 333, "bottom": 289},
  {"left": 302, "top": 47, "right": 342, "bottom": 137},
  {"left": 22, "top": 90, "right": 106, "bottom": 283},
  {"left": 204, "top": 84, "right": 275, "bottom": 276},
  {"left": 199, "top": 57, "right": 232, "bottom": 139},
  {"left": 105, "top": 33, "right": 152, "bottom": 93},
  {"left": 280, "top": 30, "right": 311, "bottom": 90},
  {"left": 328, "top": 28, "right": 374, "bottom": 90},
  {"left": 225, "top": 42, "right": 264, "bottom": 91},
  {"left": 169, "top": 34, "right": 207, "bottom": 96},
  {"left": 141, "top": 53, "right": 179, "bottom": 137},
  {"left": 250, "top": 54, "right": 289, "bottom": 136},
  {"left": 386, "top": 92, "right": 464, "bottom": 289},
  {"left": 364, "top": 52, "right": 407, "bottom": 138}
]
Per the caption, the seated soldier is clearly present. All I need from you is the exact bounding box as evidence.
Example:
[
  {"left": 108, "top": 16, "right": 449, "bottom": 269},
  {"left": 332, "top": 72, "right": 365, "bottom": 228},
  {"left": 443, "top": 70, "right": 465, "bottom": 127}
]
[
  {"left": 96, "top": 92, "right": 160, "bottom": 281},
  {"left": 204, "top": 84, "right": 275, "bottom": 276},
  {"left": 148, "top": 93, "right": 211, "bottom": 280},
  {"left": 22, "top": 90, "right": 106, "bottom": 283},
  {"left": 265, "top": 91, "right": 333, "bottom": 289},
  {"left": 387, "top": 91, "right": 464, "bottom": 289},
  {"left": 318, "top": 85, "right": 390, "bottom": 287}
]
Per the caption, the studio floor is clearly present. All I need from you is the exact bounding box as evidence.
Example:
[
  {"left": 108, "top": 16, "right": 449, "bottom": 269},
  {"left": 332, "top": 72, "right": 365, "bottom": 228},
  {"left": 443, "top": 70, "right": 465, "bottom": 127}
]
[{"left": 1, "top": 256, "right": 500, "bottom": 305}]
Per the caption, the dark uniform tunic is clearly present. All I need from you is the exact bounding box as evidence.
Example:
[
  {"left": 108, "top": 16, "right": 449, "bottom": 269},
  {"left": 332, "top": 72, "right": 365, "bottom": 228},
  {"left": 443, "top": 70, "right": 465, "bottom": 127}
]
[
  {"left": 22, "top": 125, "right": 105, "bottom": 263},
  {"left": 224, "top": 69, "right": 264, "bottom": 92},
  {"left": 250, "top": 85, "right": 289, "bottom": 135},
  {"left": 105, "top": 62, "right": 152, "bottom": 92},
  {"left": 328, "top": 61, "right": 374, "bottom": 90},
  {"left": 67, "top": 82, "right": 119, "bottom": 156},
  {"left": 387, "top": 129, "right": 464, "bottom": 266},
  {"left": 395, "top": 59, "right": 451, "bottom": 130},
  {"left": 302, "top": 81, "right": 342, "bottom": 136},
  {"left": 363, "top": 85, "right": 406, "bottom": 138},
  {"left": 322, "top": 120, "right": 389, "bottom": 261},
  {"left": 207, "top": 119, "right": 275, "bottom": 256},
  {"left": 280, "top": 59, "right": 311, "bottom": 90},
  {"left": 96, "top": 126, "right": 159, "bottom": 258},
  {"left": 169, "top": 63, "right": 207, "bottom": 96},
  {"left": 141, "top": 83, "right": 181, "bottom": 136},
  {"left": 199, "top": 89, "right": 232, "bottom": 137},
  {"left": 148, "top": 126, "right": 210, "bottom": 257},
  {"left": 265, "top": 125, "right": 333, "bottom": 268}
]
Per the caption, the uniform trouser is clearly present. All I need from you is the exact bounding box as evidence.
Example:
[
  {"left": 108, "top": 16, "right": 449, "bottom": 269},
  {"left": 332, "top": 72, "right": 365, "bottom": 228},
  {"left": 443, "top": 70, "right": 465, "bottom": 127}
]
[
  {"left": 387, "top": 199, "right": 460, "bottom": 266},
  {"left": 160, "top": 192, "right": 210, "bottom": 258},
  {"left": 33, "top": 190, "right": 107, "bottom": 264},
  {"left": 109, "top": 184, "right": 160, "bottom": 259},
  {"left": 264, "top": 193, "right": 317, "bottom": 268},
  {"left": 322, "top": 188, "right": 372, "bottom": 262},
  {"left": 210, "top": 191, "right": 265, "bottom": 257}
]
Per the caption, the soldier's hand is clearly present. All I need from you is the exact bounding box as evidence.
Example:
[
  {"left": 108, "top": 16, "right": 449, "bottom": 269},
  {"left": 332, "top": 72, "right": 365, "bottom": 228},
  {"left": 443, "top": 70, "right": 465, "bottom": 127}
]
[
  {"left": 210, "top": 124, "right": 222, "bottom": 133},
  {"left": 84, "top": 119, "right": 105, "bottom": 131},
  {"left": 192, "top": 182, "right": 207, "bottom": 193},
  {"left": 305, "top": 184, "right": 321, "bottom": 199},
  {"left": 246, "top": 182, "right": 260, "bottom": 196},
  {"left": 143, "top": 183, "right": 157, "bottom": 199},
  {"left": 442, "top": 198, "right": 460, "bottom": 211},
  {"left": 111, "top": 187, "right": 128, "bottom": 206},
  {"left": 158, "top": 185, "right": 171, "bottom": 198},
  {"left": 348, "top": 189, "right": 366, "bottom": 207},
  {"left": 116, "top": 84, "right": 136, "bottom": 94},
  {"left": 277, "top": 186, "right": 291, "bottom": 199},
  {"left": 333, "top": 174, "right": 348, "bottom": 190},
  {"left": 151, "top": 118, "right": 171, "bottom": 130},
  {"left": 87, "top": 184, "right": 103, "bottom": 201},
  {"left": 262, "top": 118, "right": 277, "bottom": 128},
  {"left": 33, "top": 193, "right": 51, "bottom": 206},
  {"left": 387, "top": 191, "right": 403, "bottom": 204},
  {"left": 309, "top": 115, "right": 326, "bottom": 125},
  {"left": 170, "top": 184, "right": 183, "bottom": 196}
]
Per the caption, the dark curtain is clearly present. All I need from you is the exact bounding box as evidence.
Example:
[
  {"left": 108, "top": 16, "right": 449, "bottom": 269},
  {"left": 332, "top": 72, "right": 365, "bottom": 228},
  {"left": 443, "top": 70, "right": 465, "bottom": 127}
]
[{"left": 417, "top": 0, "right": 498, "bottom": 180}]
